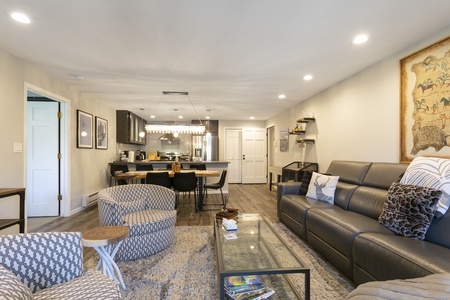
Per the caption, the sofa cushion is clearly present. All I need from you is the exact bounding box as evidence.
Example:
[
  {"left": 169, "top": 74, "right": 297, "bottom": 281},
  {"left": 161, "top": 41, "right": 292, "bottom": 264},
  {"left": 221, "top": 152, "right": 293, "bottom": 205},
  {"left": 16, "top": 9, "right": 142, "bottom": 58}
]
[
  {"left": 379, "top": 182, "right": 441, "bottom": 240},
  {"left": 279, "top": 194, "right": 333, "bottom": 240},
  {"left": 353, "top": 232, "right": 450, "bottom": 285},
  {"left": 306, "top": 207, "right": 394, "bottom": 279},
  {"left": 347, "top": 273, "right": 450, "bottom": 299},
  {"left": 299, "top": 170, "right": 313, "bottom": 195},
  {"left": 123, "top": 209, "right": 177, "bottom": 236},
  {"left": 326, "top": 161, "right": 372, "bottom": 185},
  {"left": 400, "top": 156, "right": 450, "bottom": 218},
  {"left": 0, "top": 265, "right": 33, "bottom": 300},
  {"left": 119, "top": 199, "right": 146, "bottom": 216},
  {"left": 34, "top": 270, "right": 120, "bottom": 300},
  {"left": 306, "top": 172, "right": 339, "bottom": 204},
  {"left": 362, "top": 162, "right": 409, "bottom": 190}
]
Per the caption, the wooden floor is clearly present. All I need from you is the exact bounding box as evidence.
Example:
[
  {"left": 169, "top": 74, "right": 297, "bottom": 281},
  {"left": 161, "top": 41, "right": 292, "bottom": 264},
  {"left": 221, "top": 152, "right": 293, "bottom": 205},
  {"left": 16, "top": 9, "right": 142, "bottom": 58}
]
[{"left": 28, "top": 183, "right": 278, "bottom": 261}]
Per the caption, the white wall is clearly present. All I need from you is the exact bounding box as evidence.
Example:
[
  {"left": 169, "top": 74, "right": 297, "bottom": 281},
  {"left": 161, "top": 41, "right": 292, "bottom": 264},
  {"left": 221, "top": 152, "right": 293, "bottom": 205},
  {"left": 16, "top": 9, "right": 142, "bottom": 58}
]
[
  {"left": 267, "top": 27, "right": 450, "bottom": 172},
  {"left": 0, "top": 50, "right": 116, "bottom": 234}
]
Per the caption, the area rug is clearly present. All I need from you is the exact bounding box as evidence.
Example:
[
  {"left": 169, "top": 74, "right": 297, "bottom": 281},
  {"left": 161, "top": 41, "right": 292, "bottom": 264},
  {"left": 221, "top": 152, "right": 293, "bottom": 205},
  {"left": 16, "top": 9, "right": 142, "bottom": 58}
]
[{"left": 85, "top": 223, "right": 355, "bottom": 299}]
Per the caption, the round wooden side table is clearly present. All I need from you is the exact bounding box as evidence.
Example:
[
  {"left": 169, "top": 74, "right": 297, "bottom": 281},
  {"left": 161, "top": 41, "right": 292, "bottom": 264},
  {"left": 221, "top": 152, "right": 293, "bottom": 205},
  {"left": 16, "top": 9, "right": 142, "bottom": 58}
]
[{"left": 82, "top": 226, "right": 129, "bottom": 289}]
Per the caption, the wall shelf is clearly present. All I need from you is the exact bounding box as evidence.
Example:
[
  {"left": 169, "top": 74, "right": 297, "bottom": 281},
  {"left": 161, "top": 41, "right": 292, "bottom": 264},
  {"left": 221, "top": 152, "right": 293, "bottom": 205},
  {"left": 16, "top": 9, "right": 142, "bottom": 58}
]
[
  {"left": 296, "top": 117, "right": 316, "bottom": 123},
  {"left": 296, "top": 139, "right": 315, "bottom": 144},
  {"left": 289, "top": 117, "right": 316, "bottom": 143}
]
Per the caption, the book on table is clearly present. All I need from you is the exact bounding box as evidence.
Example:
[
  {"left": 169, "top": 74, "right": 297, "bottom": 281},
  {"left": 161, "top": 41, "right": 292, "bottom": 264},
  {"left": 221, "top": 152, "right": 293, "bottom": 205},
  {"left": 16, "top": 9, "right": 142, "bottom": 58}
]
[{"left": 224, "top": 275, "right": 275, "bottom": 300}]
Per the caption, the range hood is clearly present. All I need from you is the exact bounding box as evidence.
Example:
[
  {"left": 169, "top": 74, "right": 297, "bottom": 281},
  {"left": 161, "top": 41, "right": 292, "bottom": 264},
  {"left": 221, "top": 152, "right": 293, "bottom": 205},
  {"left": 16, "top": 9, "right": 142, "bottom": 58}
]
[{"left": 159, "top": 133, "right": 180, "bottom": 141}]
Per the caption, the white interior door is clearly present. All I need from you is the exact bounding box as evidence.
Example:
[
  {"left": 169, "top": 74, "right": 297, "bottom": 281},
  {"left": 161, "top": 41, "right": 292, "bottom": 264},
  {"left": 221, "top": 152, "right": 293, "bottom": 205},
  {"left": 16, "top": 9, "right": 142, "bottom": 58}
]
[
  {"left": 27, "top": 101, "right": 59, "bottom": 216},
  {"left": 242, "top": 128, "right": 266, "bottom": 184},
  {"left": 225, "top": 129, "right": 242, "bottom": 183}
]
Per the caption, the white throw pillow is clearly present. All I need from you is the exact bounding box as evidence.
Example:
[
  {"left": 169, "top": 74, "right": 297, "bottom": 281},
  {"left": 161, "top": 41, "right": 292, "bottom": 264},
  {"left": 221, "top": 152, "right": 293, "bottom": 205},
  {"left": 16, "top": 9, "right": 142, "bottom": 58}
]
[
  {"left": 400, "top": 156, "right": 450, "bottom": 218},
  {"left": 306, "top": 172, "right": 339, "bottom": 204}
]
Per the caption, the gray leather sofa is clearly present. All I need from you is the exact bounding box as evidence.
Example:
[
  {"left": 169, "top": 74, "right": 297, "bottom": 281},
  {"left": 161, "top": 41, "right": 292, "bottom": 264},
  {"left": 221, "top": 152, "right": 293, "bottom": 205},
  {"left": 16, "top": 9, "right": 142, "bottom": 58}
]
[{"left": 277, "top": 160, "right": 450, "bottom": 285}]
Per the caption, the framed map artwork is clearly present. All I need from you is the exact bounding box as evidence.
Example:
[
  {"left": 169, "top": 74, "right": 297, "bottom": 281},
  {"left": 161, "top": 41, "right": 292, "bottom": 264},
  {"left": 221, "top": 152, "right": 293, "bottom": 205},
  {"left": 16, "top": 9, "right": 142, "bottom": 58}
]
[{"left": 400, "top": 36, "right": 450, "bottom": 162}]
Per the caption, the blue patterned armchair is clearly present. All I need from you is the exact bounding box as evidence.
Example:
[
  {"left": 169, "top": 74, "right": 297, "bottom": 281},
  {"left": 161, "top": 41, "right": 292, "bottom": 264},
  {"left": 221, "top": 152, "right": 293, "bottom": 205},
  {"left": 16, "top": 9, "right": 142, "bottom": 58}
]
[
  {"left": 0, "top": 232, "right": 120, "bottom": 299},
  {"left": 98, "top": 184, "right": 177, "bottom": 261}
]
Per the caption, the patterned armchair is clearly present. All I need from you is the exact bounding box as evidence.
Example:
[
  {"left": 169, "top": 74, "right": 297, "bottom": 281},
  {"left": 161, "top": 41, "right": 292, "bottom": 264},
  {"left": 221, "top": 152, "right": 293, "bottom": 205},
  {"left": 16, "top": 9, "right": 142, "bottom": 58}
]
[
  {"left": 0, "top": 232, "right": 120, "bottom": 300},
  {"left": 98, "top": 184, "right": 177, "bottom": 261}
]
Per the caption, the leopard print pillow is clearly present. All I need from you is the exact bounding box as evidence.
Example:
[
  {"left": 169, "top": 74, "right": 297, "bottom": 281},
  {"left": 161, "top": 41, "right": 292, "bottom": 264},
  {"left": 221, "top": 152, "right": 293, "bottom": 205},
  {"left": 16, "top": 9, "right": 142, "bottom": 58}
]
[{"left": 379, "top": 182, "right": 442, "bottom": 240}]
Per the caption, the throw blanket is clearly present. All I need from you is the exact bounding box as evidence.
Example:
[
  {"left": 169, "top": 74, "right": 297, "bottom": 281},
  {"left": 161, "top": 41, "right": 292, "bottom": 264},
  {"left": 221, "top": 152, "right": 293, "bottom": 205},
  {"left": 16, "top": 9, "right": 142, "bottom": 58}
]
[{"left": 346, "top": 273, "right": 450, "bottom": 300}]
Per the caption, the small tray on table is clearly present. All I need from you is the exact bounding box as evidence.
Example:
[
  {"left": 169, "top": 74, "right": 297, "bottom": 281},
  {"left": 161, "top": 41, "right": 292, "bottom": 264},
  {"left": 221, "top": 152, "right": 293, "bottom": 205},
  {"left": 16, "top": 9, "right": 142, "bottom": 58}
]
[{"left": 215, "top": 208, "right": 239, "bottom": 220}]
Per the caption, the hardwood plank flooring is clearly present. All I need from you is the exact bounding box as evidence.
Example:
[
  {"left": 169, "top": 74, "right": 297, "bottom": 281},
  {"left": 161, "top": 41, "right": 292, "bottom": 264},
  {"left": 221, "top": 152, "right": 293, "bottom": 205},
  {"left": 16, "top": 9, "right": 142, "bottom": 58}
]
[{"left": 28, "top": 183, "right": 278, "bottom": 261}]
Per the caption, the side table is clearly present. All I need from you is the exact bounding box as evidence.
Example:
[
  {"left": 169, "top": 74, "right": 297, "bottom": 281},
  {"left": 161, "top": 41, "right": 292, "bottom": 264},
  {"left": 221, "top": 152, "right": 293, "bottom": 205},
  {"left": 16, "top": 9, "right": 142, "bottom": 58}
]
[{"left": 82, "top": 226, "right": 129, "bottom": 289}]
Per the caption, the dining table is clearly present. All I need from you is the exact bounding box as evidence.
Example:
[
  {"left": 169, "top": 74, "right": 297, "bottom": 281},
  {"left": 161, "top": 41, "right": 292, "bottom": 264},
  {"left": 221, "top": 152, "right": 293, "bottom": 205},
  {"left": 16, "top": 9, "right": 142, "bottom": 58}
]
[{"left": 115, "top": 170, "right": 221, "bottom": 211}]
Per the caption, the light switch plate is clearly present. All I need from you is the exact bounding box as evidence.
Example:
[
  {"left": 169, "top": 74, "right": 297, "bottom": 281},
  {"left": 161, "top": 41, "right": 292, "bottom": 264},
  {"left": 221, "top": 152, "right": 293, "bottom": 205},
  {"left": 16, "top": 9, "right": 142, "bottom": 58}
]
[{"left": 13, "top": 143, "right": 22, "bottom": 153}]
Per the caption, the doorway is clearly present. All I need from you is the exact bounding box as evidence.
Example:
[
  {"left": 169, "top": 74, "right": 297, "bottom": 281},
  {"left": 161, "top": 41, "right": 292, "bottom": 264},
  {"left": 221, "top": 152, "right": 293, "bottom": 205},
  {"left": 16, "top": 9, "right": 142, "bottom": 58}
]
[
  {"left": 224, "top": 128, "right": 242, "bottom": 183},
  {"left": 224, "top": 127, "right": 267, "bottom": 184},
  {"left": 266, "top": 125, "right": 275, "bottom": 173},
  {"left": 25, "top": 84, "right": 69, "bottom": 217}
]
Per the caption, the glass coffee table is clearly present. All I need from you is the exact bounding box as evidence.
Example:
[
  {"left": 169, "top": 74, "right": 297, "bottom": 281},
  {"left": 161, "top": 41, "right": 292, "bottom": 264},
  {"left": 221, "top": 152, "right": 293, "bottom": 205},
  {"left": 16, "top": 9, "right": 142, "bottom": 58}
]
[{"left": 214, "top": 213, "right": 310, "bottom": 300}]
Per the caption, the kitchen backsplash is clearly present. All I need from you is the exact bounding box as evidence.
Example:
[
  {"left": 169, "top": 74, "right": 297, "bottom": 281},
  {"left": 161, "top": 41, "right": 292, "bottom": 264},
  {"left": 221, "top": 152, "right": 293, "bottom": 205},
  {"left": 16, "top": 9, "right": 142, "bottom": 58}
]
[{"left": 117, "top": 132, "right": 192, "bottom": 159}]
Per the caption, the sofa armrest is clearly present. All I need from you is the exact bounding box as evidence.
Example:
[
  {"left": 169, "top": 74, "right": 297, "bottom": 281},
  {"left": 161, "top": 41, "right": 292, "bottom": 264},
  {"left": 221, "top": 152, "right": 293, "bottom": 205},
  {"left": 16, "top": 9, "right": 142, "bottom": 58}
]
[
  {"left": 277, "top": 182, "right": 302, "bottom": 219},
  {"left": 97, "top": 193, "right": 123, "bottom": 226},
  {"left": 0, "top": 232, "right": 83, "bottom": 293}
]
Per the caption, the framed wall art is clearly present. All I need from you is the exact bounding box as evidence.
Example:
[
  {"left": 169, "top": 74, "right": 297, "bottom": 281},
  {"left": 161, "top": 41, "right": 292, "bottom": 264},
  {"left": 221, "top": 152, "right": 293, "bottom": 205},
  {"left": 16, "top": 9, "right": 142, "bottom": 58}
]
[
  {"left": 77, "top": 110, "right": 93, "bottom": 148},
  {"left": 95, "top": 116, "right": 108, "bottom": 149},
  {"left": 280, "top": 128, "right": 289, "bottom": 152},
  {"left": 400, "top": 36, "right": 450, "bottom": 162}
]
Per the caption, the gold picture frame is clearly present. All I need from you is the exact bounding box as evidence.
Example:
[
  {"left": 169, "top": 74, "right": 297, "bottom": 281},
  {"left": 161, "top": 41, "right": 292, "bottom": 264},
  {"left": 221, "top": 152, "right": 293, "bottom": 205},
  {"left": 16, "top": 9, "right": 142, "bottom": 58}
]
[{"left": 400, "top": 36, "right": 450, "bottom": 162}]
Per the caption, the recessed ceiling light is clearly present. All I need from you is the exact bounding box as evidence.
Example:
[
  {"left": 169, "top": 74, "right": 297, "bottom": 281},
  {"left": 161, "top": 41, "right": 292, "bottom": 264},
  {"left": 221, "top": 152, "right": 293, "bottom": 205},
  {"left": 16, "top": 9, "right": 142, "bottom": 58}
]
[
  {"left": 278, "top": 94, "right": 286, "bottom": 99},
  {"left": 250, "top": 116, "right": 255, "bottom": 120},
  {"left": 10, "top": 12, "right": 31, "bottom": 24},
  {"left": 150, "top": 115, "right": 155, "bottom": 119},
  {"left": 303, "top": 74, "right": 313, "bottom": 81},
  {"left": 178, "top": 116, "right": 183, "bottom": 119},
  {"left": 205, "top": 116, "right": 210, "bottom": 119},
  {"left": 353, "top": 34, "right": 369, "bottom": 45}
]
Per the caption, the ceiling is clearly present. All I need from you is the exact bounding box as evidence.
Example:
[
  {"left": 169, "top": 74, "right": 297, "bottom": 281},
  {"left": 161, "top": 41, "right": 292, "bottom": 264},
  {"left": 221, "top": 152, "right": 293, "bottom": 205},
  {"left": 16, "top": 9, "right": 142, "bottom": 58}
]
[{"left": 2, "top": 1, "right": 450, "bottom": 122}]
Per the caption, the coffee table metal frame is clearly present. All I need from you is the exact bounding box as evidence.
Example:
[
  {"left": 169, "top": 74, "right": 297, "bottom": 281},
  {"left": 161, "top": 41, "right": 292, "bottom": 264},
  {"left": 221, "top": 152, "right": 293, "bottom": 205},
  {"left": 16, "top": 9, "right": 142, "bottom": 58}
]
[{"left": 214, "top": 214, "right": 310, "bottom": 300}]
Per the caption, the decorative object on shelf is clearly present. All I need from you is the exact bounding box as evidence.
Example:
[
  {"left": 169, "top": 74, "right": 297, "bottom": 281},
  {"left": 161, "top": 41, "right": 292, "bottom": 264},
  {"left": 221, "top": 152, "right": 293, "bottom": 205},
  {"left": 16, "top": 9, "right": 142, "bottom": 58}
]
[
  {"left": 77, "top": 109, "right": 93, "bottom": 149},
  {"left": 400, "top": 36, "right": 450, "bottom": 162},
  {"left": 95, "top": 116, "right": 108, "bottom": 150},
  {"left": 171, "top": 161, "right": 181, "bottom": 172}
]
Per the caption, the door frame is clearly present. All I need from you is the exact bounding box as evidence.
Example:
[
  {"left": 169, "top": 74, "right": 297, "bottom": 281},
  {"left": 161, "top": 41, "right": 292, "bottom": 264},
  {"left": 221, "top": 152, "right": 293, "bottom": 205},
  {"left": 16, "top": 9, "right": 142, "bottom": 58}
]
[{"left": 24, "top": 83, "right": 70, "bottom": 217}]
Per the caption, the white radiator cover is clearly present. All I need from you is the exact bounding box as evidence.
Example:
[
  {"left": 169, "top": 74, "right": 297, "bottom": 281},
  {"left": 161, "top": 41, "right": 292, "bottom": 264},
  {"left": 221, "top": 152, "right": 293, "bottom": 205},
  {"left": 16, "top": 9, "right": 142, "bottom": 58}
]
[{"left": 82, "top": 191, "right": 98, "bottom": 207}]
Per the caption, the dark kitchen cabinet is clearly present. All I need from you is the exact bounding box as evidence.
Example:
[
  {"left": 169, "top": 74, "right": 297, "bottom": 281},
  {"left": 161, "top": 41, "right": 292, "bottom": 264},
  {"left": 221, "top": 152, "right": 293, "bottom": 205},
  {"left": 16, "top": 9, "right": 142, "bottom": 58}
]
[{"left": 116, "top": 110, "right": 147, "bottom": 145}]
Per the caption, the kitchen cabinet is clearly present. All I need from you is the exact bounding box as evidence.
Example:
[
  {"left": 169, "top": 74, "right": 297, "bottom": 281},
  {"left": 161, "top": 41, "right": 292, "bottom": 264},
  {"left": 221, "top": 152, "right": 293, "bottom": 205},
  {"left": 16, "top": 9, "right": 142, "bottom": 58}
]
[{"left": 116, "top": 110, "right": 147, "bottom": 145}]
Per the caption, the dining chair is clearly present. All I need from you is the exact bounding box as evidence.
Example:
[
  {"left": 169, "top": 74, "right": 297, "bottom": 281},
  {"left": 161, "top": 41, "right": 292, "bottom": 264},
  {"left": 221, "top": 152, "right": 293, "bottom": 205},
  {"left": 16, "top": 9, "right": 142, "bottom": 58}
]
[
  {"left": 114, "top": 170, "right": 128, "bottom": 186},
  {"left": 136, "top": 164, "right": 153, "bottom": 183},
  {"left": 145, "top": 172, "right": 172, "bottom": 189},
  {"left": 189, "top": 163, "right": 207, "bottom": 194},
  {"left": 110, "top": 164, "right": 129, "bottom": 186},
  {"left": 189, "top": 163, "right": 206, "bottom": 170},
  {"left": 172, "top": 172, "right": 198, "bottom": 212},
  {"left": 203, "top": 170, "right": 227, "bottom": 207}
]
